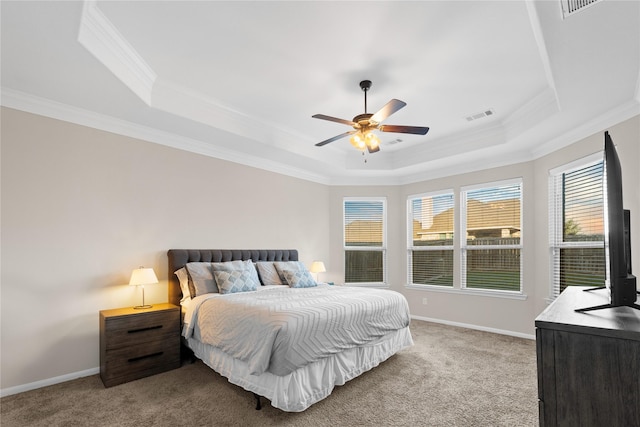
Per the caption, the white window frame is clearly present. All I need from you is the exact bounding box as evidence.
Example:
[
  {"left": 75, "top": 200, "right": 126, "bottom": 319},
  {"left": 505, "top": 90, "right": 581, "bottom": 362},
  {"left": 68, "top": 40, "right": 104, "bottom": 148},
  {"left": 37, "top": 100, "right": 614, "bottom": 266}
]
[
  {"left": 343, "top": 197, "right": 387, "bottom": 287},
  {"left": 460, "top": 178, "right": 524, "bottom": 296},
  {"left": 406, "top": 189, "right": 455, "bottom": 288},
  {"left": 548, "top": 152, "right": 604, "bottom": 301}
]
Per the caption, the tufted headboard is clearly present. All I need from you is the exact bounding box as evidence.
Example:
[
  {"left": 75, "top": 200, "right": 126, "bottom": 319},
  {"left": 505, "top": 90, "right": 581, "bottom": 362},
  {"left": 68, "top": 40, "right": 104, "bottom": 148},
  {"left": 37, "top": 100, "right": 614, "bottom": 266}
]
[{"left": 167, "top": 249, "right": 299, "bottom": 306}]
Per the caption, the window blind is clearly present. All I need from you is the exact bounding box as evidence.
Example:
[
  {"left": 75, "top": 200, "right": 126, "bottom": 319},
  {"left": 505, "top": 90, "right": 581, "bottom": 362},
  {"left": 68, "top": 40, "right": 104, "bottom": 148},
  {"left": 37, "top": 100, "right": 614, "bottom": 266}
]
[
  {"left": 343, "top": 198, "right": 386, "bottom": 284},
  {"left": 408, "top": 191, "right": 454, "bottom": 286},
  {"left": 461, "top": 180, "right": 522, "bottom": 292},
  {"left": 549, "top": 159, "right": 605, "bottom": 298}
]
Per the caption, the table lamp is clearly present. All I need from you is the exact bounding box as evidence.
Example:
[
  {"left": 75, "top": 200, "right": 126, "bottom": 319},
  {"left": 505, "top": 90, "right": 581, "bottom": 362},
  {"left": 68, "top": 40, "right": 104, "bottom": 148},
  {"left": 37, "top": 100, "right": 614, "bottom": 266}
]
[
  {"left": 129, "top": 267, "right": 158, "bottom": 309},
  {"left": 310, "top": 261, "right": 326, "bottom": 284}
]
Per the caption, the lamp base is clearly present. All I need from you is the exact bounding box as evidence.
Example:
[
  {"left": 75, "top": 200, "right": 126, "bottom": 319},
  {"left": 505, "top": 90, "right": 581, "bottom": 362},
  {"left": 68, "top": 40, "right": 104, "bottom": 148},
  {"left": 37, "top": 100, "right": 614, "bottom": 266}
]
[{"left": 133, "top": 304, "right": 153, "bottom": 309}]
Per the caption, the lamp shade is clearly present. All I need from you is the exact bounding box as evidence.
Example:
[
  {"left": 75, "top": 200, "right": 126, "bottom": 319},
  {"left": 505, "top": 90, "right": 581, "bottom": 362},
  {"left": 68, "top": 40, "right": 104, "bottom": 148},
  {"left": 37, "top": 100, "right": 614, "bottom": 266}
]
[
  {"left": 129, "top": 267, "right": 158, "bottom": 287},
  {"left": 310, "top": 261, "right": 326, "bottom": 274}
]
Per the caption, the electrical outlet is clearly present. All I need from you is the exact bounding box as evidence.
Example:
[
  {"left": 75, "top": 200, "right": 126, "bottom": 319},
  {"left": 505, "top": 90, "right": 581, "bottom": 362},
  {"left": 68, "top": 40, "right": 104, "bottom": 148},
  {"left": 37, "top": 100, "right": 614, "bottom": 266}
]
[{"left": 422, "top": 297, "right": 428, "bottom": 305}]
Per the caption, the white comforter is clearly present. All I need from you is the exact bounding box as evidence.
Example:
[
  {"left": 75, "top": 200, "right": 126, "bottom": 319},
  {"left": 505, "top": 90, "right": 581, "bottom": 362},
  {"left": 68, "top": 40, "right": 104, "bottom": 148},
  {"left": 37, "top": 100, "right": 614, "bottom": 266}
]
[{"left": 182, "top": 284, "right": 410, "bottom": 376}]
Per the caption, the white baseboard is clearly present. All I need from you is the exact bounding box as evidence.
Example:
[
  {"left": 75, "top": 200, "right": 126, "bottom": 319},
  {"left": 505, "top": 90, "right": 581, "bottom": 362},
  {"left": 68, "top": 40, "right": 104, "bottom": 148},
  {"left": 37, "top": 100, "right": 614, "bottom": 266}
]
[
  {"left": 0, "top": 367, "right": 99, "bottom": 398},
  {"left": 411, "top": 314, "right": 536, "bottom": 340}
]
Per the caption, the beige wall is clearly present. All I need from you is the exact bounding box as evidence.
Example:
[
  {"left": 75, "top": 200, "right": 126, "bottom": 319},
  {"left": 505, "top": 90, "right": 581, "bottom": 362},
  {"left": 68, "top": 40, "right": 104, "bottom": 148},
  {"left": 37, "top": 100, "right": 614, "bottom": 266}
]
[
  {"left": 330, "top": 163, "right": 537, "bottom": 336},
  {"left": 531, "top": 115, "right": 640, "bottom": 318},
  {"left": 2, "top": 107, "right": 639, "bottom": 392},
  {"left": 329, "top": 115, "right": 640, "bottom": 338},
  {"left": 0, "top": 108, "right": 331, "bottom": 391}
]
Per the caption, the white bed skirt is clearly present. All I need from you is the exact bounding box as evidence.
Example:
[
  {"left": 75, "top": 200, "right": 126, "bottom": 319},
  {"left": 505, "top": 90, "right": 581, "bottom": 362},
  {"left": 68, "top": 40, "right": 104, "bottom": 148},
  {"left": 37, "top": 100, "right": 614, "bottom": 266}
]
[{"left": 187, "top": 326, "right": 414, "bottom": 412}]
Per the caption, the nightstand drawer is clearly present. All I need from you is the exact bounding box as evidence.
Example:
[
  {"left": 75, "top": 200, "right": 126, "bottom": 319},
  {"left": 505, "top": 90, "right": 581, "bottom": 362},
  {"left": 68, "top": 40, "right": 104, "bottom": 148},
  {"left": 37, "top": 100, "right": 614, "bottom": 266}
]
[
  {"left": 101, "top": 338, "right": 180, "bottom": 386},
  {"left": 103, "top": 310, "right": 179, "bottom": 350}
]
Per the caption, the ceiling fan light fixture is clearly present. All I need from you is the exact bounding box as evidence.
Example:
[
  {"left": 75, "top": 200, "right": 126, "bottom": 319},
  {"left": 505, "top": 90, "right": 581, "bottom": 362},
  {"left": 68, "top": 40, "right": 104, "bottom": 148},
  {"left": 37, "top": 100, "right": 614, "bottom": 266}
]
[
  {"left": 350, "top": 129, "right": 380, "bottom": 151},
  {"left": 349, "top": 132, "right": 367, "bottom": 150},
  {"left": 365, "top": 131, "right": 380, "bottom": 150}
]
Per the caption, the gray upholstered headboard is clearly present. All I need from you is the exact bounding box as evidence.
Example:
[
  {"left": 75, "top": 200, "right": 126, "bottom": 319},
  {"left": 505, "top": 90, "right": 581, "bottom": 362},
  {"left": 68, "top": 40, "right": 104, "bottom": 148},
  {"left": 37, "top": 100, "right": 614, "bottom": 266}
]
[{"left": 167, "top": 249, "right": 299, "bottom": 306}]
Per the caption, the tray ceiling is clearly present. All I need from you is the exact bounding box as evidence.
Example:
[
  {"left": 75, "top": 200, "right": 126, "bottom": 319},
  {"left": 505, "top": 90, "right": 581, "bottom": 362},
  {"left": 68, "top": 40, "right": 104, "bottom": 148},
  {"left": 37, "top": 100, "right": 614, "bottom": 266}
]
[{"left": 2, "top": 0, "right": 639, "bottom": 185}]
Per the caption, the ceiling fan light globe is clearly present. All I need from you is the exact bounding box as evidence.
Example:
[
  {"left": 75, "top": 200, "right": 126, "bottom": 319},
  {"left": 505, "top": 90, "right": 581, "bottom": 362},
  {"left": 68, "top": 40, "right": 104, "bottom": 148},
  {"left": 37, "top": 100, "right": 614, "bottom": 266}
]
[
  {"left": 365, "top": 132, "right": 380, "bottom": 149},
  {"left": 350, "top": 133, "right": 366, "bottom": 150}
]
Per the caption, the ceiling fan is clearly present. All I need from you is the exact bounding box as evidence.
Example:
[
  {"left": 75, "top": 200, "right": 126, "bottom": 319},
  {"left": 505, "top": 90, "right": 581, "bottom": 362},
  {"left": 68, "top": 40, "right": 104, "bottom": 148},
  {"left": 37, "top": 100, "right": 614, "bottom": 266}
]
[{"left": 312, "top": 80, "right": 429, "bottom": 153}]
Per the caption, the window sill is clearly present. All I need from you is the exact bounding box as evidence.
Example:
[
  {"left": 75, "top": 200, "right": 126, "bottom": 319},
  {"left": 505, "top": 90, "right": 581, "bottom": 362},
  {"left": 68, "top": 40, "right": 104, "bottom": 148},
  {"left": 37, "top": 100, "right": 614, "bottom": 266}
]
[
  {"left": 405, "top": 283, "right": 528, "bottom": 300},
  {"left": 344, "top": 283, "right": 390, "bottom": 289}
]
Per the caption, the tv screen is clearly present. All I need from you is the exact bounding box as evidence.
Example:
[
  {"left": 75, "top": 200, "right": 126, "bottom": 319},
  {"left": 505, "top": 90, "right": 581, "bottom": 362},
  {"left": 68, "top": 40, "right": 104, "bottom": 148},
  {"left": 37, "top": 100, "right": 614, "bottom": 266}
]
[{"left": 576, "top": 131, "right": 638, "bottom": 312}]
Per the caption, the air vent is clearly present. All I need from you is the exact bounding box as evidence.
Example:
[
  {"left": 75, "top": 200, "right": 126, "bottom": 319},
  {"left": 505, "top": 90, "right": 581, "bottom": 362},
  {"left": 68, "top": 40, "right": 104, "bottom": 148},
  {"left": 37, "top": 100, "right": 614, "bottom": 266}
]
[
  {"left": 387, "top": 138, "right": 403, "bottom": 145},
  {"left": 465, "top": 109, "right": 494, "bottom": 122},
  {"left": 561, "top": 0, "right": 603, "bottom": 19}
]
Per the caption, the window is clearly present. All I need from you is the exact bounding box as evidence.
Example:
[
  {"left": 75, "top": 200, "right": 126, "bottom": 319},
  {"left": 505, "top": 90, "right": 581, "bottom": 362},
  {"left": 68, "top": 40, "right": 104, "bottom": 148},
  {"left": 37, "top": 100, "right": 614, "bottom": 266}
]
[
  {"left": 407, "top": 190, "right": 454, "bottom": 286},
  {"left": 549, "top": 154, "right": 604, "bottom": 299},
  {"left": 461, "top": 179, "right": 522, "bottom": 292},
  {"left": 343, "top": 198, "right": 386, "bottom": 285}
]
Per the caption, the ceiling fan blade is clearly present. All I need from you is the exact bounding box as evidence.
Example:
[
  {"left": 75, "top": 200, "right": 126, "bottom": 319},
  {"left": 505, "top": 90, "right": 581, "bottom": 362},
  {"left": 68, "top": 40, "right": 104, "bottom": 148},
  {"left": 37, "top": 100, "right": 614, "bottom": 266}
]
[
  {"left": 379, "top": 124, "right": 430, "bottom": 135},
  {"left": 315, "top": 131, "right": 356, "bottom": 147},
  {"left": 370, "top": 99, "right": 407, "bottom": 123},
  {"left": 312, "top": 114, "right": 356, "bottom": 127}
]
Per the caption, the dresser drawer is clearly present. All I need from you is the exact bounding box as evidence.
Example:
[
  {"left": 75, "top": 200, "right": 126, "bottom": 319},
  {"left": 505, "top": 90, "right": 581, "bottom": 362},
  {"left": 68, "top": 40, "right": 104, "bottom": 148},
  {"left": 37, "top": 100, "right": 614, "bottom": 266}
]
[
  {"left": 103, "top": 310, "right": 179, "bottom": 350},
  {"left": 101, "top": 338, "right": 180, "bottom": 387}
]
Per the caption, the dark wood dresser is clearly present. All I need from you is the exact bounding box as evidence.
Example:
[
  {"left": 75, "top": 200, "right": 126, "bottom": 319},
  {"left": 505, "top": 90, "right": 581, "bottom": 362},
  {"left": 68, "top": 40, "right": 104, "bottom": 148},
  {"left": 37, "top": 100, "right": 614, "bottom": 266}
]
[
  {"left": 100, "top": 303, "right": 180, "bottom": 387},
  {"left": 535, "top": 287, "right": 640, "bottom": 426}
]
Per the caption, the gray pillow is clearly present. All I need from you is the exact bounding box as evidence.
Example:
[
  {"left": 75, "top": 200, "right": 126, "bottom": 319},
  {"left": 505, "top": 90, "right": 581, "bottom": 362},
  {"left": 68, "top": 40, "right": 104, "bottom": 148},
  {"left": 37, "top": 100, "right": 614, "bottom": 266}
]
[
  {"left": 185, "top": 262, "right": 216, "bottom": 297},
  {"left": 273, "top": 261, "right": 306, "bottom": 284},
  {"left": 255, "top": 262, "right": 283, "bottom": 286}
]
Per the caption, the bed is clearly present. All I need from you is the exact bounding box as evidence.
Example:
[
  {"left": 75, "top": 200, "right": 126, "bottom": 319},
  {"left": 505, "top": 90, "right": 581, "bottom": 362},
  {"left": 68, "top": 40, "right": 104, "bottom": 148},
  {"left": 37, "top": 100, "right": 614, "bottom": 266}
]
[{"left": 168, "top": 249, "right": 413, "bottom": 412}]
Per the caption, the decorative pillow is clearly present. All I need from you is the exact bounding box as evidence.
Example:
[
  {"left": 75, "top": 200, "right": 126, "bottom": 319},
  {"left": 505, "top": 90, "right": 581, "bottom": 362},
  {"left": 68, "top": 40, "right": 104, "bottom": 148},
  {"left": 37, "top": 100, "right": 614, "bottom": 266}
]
[
  {"left": 185, "top": 262, "right": 217, "bottom": 297},
  {"left": 243, "top": 260, "right": 261, "bottom": 286},
  {"left": 255, "top": 262, "right": 283, "bottom": 286},
  {"left": 211, "top": 260, "right": 261, "bottom": 291},
  {"left": 174, "top": 267, "right": 191, "bottom": 302},
  {"left": 213, "top": 269, "right": 259, "bottom": 294},
  {"left": 273, "top": 261, "right": 306, "bottom": 284},
  {"left": 282, "top": 268, "right": 317, "bottom": 288}
]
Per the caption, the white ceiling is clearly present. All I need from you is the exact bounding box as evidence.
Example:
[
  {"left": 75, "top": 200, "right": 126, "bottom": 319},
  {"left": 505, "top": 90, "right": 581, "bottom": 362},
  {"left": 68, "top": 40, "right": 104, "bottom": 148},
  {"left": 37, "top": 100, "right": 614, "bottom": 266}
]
[{"left": 2, "top": 0, "right": 639, "bottom": 185}]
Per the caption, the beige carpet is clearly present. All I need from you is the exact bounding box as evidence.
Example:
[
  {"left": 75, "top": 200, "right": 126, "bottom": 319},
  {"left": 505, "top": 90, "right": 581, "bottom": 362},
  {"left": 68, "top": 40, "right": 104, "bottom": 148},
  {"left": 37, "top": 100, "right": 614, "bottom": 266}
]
[{"left": 0, "top": 320, "right": 538, "bottom": 426}]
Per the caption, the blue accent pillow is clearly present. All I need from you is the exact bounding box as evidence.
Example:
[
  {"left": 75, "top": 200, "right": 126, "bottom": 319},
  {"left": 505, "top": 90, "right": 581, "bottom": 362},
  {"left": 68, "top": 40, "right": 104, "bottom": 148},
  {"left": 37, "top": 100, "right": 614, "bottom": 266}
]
[
  {"left": 282, "top": 269, "right": 317, "bottom": 288},
  {"left": 213, "top": 269, "right": 259, "bottom": 294}
]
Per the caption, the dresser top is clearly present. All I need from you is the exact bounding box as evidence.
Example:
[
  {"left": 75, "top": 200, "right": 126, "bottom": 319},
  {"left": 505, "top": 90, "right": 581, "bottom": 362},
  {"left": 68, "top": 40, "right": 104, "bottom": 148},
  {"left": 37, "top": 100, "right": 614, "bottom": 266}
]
[
  {"left": 535, "top": 287, "right": 640, "bottom": 341},
  {"left": 100, "top": 303, "right": 179, "bottom": 318}
]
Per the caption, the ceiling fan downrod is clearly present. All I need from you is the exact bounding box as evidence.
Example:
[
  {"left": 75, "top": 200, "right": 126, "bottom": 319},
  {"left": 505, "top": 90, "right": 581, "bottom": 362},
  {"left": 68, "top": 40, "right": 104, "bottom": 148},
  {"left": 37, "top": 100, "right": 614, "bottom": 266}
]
[{"left": 360, "top": 80, "right": 372, "bottom": 114}]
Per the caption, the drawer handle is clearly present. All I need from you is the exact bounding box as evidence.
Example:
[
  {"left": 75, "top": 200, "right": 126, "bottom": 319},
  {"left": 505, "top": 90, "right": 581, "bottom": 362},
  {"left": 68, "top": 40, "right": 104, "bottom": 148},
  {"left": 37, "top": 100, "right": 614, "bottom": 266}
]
[
  {"left": 127, "top": 325, "right": 162, "bottom": 334},
  {"left": 128, "top": 352, "right": 163, "bottom": 363}
]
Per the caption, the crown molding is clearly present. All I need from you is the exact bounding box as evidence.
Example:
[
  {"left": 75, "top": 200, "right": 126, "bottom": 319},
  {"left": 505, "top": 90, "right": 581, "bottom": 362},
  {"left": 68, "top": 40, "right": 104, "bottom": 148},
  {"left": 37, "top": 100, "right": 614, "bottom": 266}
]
[
  {"left": 502, "top": 88, "right": 559, "bottom": 140},
  {"left": 529, "top": 100, "right": 640, "bottom": 159},
  {"left": 78, "top": 0, "right": 156, "bottom": 105},
  {"left": 0, "top": 88, "right": 331, "bottom": 185}
]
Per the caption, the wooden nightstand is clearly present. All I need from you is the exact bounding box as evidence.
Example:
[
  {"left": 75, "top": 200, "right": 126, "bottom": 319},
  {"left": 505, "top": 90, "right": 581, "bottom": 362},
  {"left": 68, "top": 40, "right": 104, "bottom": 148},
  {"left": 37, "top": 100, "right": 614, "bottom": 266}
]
[{"left": 100, "top": 303, "right": 180, "bottom": 387}]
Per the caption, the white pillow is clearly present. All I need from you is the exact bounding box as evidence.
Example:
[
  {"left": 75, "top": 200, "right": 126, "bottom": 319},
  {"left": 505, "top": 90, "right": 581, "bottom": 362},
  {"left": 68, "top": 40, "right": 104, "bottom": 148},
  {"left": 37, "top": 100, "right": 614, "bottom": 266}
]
[{"left": 174, "top": 267, "right": 191, "bottom": 302}]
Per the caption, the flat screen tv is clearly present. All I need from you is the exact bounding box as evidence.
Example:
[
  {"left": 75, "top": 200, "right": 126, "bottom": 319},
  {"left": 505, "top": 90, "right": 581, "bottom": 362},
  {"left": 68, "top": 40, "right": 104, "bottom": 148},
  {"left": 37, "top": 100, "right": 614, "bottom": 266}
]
[{"left": 576, "top": 131, "right": 639, "bottom": 312}]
